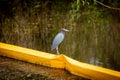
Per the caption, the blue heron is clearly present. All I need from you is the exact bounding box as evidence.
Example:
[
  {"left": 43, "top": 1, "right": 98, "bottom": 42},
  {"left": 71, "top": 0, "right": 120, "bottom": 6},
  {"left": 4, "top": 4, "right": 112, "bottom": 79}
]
[{"left": 51, "top": 28, "right": 69, "bottom": 55}]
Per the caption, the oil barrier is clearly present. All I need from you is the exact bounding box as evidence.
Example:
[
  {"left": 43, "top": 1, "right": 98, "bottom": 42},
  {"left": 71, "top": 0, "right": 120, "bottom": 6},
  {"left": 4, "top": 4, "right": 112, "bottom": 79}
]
[{"left": 0, "top": 42, "right": 120, "bottom": 80}]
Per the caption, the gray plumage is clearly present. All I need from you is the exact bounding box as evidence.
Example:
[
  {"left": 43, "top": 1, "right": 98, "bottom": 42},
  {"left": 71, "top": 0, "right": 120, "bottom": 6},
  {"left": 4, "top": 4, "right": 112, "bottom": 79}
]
[{"left": 51, "top": 28, "right": 69, "bottom": 54}]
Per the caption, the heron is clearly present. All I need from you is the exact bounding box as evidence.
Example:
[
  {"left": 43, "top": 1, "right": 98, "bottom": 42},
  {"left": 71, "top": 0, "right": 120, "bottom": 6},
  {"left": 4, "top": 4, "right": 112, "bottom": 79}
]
[{"left": 51, "top": 28, "right": 69, "bottom": 55}]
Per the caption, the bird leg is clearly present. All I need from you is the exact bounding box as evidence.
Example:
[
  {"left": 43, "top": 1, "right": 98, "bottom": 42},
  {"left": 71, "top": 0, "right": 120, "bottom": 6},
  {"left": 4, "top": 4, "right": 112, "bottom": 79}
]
[{"left": 56, "top": 47, "right": 60, "bottom": 55}]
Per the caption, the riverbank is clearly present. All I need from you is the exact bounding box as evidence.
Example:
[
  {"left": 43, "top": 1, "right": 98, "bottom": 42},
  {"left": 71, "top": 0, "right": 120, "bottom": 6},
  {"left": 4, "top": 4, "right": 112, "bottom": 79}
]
[{"left": 0, "top": 56, "right": 89, "bottom": 80}]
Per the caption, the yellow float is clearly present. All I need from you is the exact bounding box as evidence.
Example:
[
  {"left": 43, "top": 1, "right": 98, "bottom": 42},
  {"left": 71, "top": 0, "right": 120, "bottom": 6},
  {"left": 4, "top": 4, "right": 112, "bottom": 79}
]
[{"left": 0, "top": 42, "right": 120, "bottom": 80}]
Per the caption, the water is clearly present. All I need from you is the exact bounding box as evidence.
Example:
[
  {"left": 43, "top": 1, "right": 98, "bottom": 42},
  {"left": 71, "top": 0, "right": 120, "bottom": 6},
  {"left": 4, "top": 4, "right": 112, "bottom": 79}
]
[{"left": 0, "top": 11, "right": 120, "bottom": 72}]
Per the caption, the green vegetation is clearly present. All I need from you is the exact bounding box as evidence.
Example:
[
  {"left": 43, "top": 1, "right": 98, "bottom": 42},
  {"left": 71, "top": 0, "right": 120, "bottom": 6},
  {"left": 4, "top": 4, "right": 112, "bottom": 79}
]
[{"left": 0, "top": 0, "right": 120, "bottom": 71}]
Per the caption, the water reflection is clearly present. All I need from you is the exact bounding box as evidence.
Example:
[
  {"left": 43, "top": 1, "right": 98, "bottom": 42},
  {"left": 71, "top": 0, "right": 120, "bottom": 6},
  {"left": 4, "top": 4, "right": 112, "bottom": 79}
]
[
  {"left": 35, "top": 26, "right": 120, "bottom": 71},
  {"left": 1, "top": 15, "right": 120, "bottom": 72}
]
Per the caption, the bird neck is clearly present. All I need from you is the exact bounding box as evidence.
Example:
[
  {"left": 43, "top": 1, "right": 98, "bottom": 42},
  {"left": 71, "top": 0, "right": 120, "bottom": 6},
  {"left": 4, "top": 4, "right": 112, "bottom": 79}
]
[{"left": 60, "top": 30, "right": 65, "bottom": 34}]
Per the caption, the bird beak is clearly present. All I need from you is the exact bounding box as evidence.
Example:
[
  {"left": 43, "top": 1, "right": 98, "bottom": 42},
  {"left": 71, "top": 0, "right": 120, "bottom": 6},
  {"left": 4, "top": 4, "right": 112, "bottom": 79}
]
[{"left": 64, "top": 29, "right": 69, "bottom": 32}]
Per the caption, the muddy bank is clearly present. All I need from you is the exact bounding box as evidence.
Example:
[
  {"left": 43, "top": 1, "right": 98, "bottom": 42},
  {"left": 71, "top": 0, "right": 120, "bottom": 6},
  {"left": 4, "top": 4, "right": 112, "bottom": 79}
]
[
  {"left": 0, "top": 65, "right": 51, "bottom": 80},
  {"left": 0, "top": 56, "right": 90, "bottom": 80}
]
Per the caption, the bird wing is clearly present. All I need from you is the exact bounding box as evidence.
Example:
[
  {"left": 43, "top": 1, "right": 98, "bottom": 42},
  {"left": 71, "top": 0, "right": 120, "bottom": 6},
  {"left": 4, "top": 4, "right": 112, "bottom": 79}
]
[{"left": 51, "top": 33, "right": 64, "bottom": 51}]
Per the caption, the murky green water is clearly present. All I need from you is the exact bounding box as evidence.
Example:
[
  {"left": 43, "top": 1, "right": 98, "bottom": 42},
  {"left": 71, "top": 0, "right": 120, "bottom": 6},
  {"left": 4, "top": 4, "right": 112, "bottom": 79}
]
[{"left": 0, "top": 6, "right": 120, "bottom": 72}]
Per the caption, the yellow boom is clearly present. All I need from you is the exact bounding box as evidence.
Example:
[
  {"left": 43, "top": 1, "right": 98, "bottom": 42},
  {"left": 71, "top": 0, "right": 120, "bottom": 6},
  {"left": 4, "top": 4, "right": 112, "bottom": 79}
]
[{"left": 0, "top": 42, "right": 120, "bottom": 80}]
